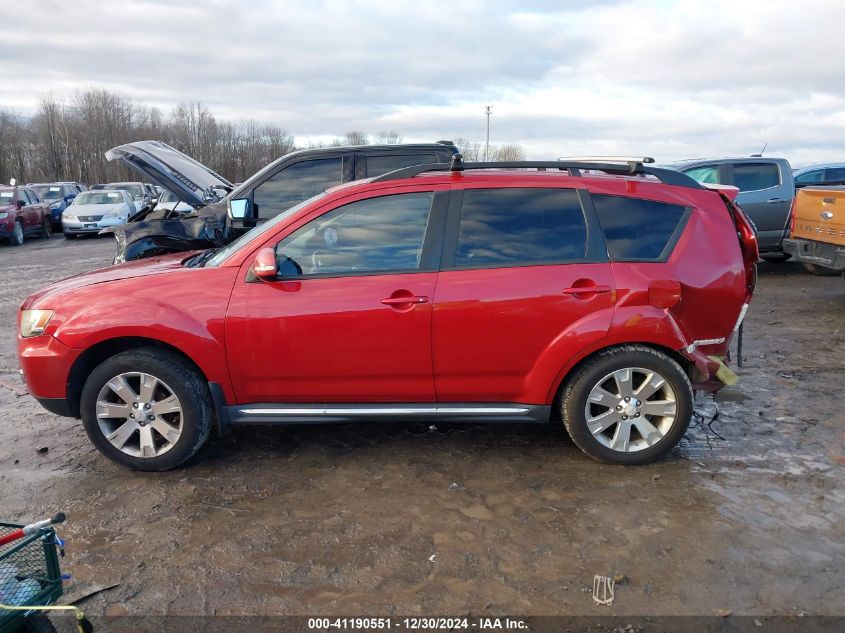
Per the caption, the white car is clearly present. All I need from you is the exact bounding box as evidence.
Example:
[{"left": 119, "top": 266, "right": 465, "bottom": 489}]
[{"left": 62, "top": 190, "right": 136, "bottom": 238}]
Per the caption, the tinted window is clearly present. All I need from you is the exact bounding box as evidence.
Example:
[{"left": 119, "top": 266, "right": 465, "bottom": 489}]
[
  {"left": 683, "top": 165, "right": 720, "bottom": 184},
  {"left": 254, "top": 158, "right": 342, "bottom": 220},
  {"left": 276, "top": 192, "right": 433, "bottom": 276},
  {"left": 733, "top": 163, "right": 780, "bottom": 191},
  {"left": 366, "top": 154, "right": 438, "bottom": 177},
  {"left": 795, "top": 170, "right": 824, "bottom": 184},
  {"left": 455, "top": 188, "right": 587, "bottom": 267},
  {"left": 593, "top": 195, "right": 687, "bottom": 261},
  {"left": 825, "top": 167, "right": 845, "bottom": 181}
]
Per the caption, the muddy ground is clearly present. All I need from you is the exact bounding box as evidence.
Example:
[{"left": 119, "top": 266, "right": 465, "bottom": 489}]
[{"left": 0, "top": 235, "right": 843, "bottom": 623}]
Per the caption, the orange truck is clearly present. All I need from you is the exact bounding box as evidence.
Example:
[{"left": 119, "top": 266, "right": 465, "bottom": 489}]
[{"left": 782, "top": 187, "right": 845, "bottom": 277}]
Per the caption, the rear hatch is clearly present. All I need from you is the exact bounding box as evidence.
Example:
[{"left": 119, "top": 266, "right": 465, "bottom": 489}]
[
  {"left": 703, "top": 184, "right": 759, "bottom": 293},
  {"left": 791, "top": 187, "right": 845, "bottom": 246},
  {"left": 105, "top": 141, "right": 233, "bottom": 208}
]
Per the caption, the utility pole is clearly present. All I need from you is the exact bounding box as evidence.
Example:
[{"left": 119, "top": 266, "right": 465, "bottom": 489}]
[{"left": 484, "top": 105, "right": 492, "bottom": 161}]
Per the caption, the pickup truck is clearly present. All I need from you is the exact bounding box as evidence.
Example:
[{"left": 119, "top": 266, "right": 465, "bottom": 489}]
[
  {"left": 664, "top": 157, "right": 794, "bottom": 254},
  {"left": 782, "top": 187, "right": 845, "bottom": 277}
]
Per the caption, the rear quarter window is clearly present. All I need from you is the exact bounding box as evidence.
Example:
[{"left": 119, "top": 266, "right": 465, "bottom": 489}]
[
  {"left": 732, "top": 163, "right": 780, "bottom": 191},
  {"left": 592, "top": 195, "right": 688, "bottom": 261}
]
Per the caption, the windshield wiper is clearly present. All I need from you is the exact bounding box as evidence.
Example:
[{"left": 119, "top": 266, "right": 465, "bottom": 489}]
[{"left": 186, "top": 248, "right": 221, "bottom": 268}]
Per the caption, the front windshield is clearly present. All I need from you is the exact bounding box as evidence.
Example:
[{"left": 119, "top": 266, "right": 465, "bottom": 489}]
[
  {"left": 31, "top": 185, "right": 63, "bottom": 200},
  {"left": 205, "top": 192, "right": 327, "bottom": 267},
  {"left": 108, "top": 184, "right": 143, "bottom": 198},
  {"left": 75, "top": 191, "right": 125, "bottom": 205}
]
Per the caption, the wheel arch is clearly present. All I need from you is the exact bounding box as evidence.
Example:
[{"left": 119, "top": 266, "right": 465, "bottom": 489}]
[
  {"left": 548, "top": 341, "right": 691, "bottom": 418},
  {"left": 65, "top": 336, "right": 209, "bottom": 418}
]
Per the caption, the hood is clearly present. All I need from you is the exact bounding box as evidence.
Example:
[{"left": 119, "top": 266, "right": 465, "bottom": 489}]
[
  {"left": 105, "top": 141, "right": 233, "bottom": 208},
  {"left": 22, "top": 252, "right": 196, "bottom": 309}
]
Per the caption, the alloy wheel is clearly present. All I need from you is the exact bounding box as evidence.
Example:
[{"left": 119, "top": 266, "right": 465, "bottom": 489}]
[
  {"left": 583, "top": 367, "right": 678, "bottom": 453},
  {"left": 95, "top": 372, "right": 183, "bottom": 458}
]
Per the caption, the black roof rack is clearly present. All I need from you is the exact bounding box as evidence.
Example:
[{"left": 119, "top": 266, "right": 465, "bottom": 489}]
[{"left": 371, "top": 154, "right": 704, "bottom": 189}]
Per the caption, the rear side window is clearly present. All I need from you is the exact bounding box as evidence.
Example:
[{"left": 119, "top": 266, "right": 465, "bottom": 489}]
[
  {"left": 366, "top": 154, "right": 439, "bottom": 177},
  {"left": 733, "top": 163, "right": 780, "bottom": 191},
  {"left": 254, "top": 158, "right": 342, "bottom": 219},
  {"left": 795, "top": 169, "right": 824, "bottom": 184},
  {"left": 592, "top": 195, "right": 687, "bottom": 261},
  {"left": 455, "top": 188, "right": 587, "bottom": 267},
  {"left": 684, "top": 165, "right": 720, "bottom": 184},
  {"left": 825, "top": 167, "right": 845, "bottom": 181}
]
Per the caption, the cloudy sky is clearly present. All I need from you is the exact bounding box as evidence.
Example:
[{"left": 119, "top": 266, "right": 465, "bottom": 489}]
[{"left": 3, "top": 0, "right": 845, "bottom": 163}]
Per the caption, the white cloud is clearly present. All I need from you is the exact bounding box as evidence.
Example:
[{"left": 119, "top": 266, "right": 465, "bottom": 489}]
[{"left": 3, "top": 0, "right": 845, "bottom": 164}]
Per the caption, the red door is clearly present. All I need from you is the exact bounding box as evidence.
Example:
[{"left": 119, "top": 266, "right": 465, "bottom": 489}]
[
  {"left": 432, "top": 186, "right": 615, "bottom": 405},
  {"left": 225, "top": 273, "right": 437, "bottom": 403},
  {"left": 432, "top": 264, "right": 614, "bottom": 404},
  {"left": 224, "top": 189, "right": 443, "bottom": 404}
]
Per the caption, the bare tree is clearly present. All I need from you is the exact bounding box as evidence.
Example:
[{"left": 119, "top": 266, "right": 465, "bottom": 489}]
[
  {"left": 374, "top": 130, "right": 403, "bottom": 144},
  {"left": 491, "top": 143, "right": 526, "bottom": 161}
]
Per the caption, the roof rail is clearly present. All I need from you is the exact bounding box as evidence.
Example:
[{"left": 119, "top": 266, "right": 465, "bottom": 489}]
[
  {"left": 371, "top": 153, "right": 704, "bottom": 189},
  {"left": 558, "top": 155, "right": 655, "bottom": 164}
]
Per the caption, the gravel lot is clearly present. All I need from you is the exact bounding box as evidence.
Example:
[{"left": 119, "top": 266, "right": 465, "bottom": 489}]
[{"left": 1, "top": 234, "right": 843, "bottom": 621}]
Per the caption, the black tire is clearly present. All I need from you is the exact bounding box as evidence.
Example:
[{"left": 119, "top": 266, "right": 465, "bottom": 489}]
[
  {"left": 41, "top": 217, "right": 53, "bottom": 238},
  {"left": 24, "top": 615, "right": 58, "bottom": 633},
  {"left": 802, "top": 262, "right": 840, "bottom": 276},
  {"left": 561, "top": 345, "right": 693, "bottom": 465},
  {"left": 80, "top": 348, "right": 213, "bottom": 471},
  {"left": 9, "top": 219, "right": 24, "bottom": 245}
]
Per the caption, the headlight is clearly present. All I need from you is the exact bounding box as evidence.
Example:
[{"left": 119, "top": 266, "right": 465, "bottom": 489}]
[
  {"left": 63, "top": 214, "right": 76, "bottom": 221},
  {"left": 20, "top": 309, "right": 54, "bottom": 338},
  {"left": 0, "top": 212, "right": 8, "bottom": 220},
  {"left": 50, "top": 202, "right": 62, "bottom": 209}
]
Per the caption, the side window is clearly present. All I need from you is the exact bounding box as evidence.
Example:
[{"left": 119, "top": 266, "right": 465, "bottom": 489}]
[
  {"left": 455, "top": 188, "right": 587, "bottom": 267},
  {"left": 733, "top": 163, "right": 780, "bottom": 191},
  {"left": 21, "top": 190, "right": 34, "bottom": 204},
  {"left": 254, "top": 158, "right": 342, "bottom": 220},
  {"left": 795, "top": 170, "right": 824, "bottom": 184},
  {"left": 683, "top": 165, "right": 720, "bottom": 184},
  {"left": 592, "top": 195, "right": 687, "bottom": 261},
  {"left": 275, "top": 192, "right": 434, "bottom": 277},
  {"left": 825, "top": 167, "right": 845, "bottom": 181},
  {"left": 365, "top": 154, "right": 438, "bottom": 177}
]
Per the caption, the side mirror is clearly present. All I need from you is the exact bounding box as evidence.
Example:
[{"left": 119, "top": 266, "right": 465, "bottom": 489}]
[
  {"left": 66, "top": 193, "right": 76, "bottom": 201},
  {"left": 15, "top": 200, "right": 24, "bottom": 210},
  {"left": 252, "top": 247, "right": 277, "bottom": 281},
  {"left": 230, "top": 198, "right": 249, "bottom": 219}
]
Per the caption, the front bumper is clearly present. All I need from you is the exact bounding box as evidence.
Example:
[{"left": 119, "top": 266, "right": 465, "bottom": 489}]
[
  {"left": 62, "top": 217, "right": 126, "bottom": 234},
  {"left": 18, "top": 334, "right": 80, "bottom": 416},
  {"left": 782, "top": 237, "right": 845, "bottom": 271}
]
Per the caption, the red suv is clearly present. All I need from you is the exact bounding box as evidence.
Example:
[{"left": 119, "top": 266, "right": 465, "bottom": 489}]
[{"left": 18, "top": 157, "right": 758, "bottom": 470}]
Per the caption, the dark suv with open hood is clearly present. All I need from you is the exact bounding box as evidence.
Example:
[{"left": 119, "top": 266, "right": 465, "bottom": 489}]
[{"left": 105, "top": 140, "right": 459, "bottom": 262}]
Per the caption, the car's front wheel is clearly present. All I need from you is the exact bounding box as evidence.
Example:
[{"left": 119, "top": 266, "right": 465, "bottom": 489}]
[
  {"left": 41, "top": 217, "right": 53, "bottom": 238},
  {"left": 561, "top": 345, "right": 693, "bottom": 465},
  {"left": 80, "top": 349, "right": 213, "bottom": 471},
  {"left": 9, "top": 219, "right": 24, "bottom": 245}
]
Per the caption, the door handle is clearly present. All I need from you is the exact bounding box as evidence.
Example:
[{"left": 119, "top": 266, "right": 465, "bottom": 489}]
[
  {"left": 562, "top": 285, "right": 611, "bottom": 295},
  {"left": 381, "top": 295, "right": 429, "bottom": 305},
  {"left": 767, "top": 198, "right": 787, "bottom": 203}
]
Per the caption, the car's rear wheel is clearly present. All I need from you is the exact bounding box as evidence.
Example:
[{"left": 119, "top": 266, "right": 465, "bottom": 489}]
[
  {"left": 802, "top": 262, "right": 840, "bottom": 276},
  {"left": 41, "top": 217, "right": 52, "bottom": 238},
  {"left": 80, "top": 349, "right": 213, "bottom": 471},
  {"left": 9, "top": 219, "right": 24, "bottom": 245},
  {"left": 561, "top": 345, "right": 693, "bottom": 465}
]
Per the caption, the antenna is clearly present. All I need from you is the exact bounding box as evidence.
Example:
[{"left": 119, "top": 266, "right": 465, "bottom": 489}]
[{"left": 751, "top": 142, "right": 768, "bottom": 158}]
